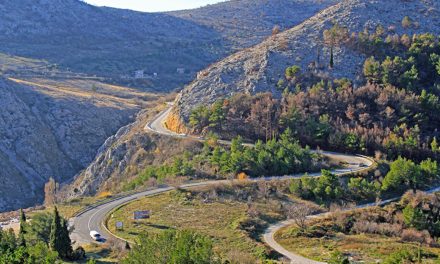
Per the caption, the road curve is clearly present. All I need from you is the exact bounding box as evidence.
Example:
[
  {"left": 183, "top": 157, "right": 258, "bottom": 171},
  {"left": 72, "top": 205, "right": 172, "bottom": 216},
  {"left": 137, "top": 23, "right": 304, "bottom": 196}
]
[{"left": 70, "top": 103, "right": 374, "bottom": 263}]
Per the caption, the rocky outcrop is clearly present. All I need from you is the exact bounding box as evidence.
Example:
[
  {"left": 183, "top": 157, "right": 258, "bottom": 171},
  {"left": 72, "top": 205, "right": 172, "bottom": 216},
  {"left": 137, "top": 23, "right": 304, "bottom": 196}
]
[
  {"left": 165, "top": 108, "right": 189, "bottom": 134},
  {"left": 64, "top": 110, "right": 152, "bottom": 197},
  {"left": 173, "top": 0, "right": 440, "bottom": 123},
  {"left": 0, "top": 78, "right": 139, "bottom": 212},
  {"left": 62, "top": 106, "right": 203, "bottom": 199}
]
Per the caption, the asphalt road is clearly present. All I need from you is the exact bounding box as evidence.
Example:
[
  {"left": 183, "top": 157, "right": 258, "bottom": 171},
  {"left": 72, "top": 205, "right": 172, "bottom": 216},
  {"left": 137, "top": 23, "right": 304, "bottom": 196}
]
[{"left": 70, "top": 103, "right": 375, "bottom": 263}]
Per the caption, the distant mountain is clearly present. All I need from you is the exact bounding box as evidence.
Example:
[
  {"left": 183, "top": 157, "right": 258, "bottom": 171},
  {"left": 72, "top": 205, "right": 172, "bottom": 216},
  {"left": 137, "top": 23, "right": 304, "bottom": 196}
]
[
  {"left": 170, "top": 0, "right": 440, "bottom": 127},
  {"left": 0, "top": 0, "right": 222, "bottom": 91},
  {"left": 0, "top": 0, "right": 336, "bottom": 91}
]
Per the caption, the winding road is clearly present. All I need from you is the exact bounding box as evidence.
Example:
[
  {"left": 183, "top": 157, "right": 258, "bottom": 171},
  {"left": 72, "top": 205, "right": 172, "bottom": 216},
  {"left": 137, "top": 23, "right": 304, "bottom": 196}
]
[{"left": 70, "top": 103, "right": 375, "bottom": 263}]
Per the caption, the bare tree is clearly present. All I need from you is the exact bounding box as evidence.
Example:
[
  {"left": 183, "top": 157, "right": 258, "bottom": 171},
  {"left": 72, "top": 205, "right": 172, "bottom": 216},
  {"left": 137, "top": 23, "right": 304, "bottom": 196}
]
[
  {"left": 44, "top": 177, "right": 57, "bottom": 206},
  {"left": 257, "top": 180, "right": 269, "bottom": 199},
  {"left": 286, "top": 204, "right": 313, "bottom": 231}
]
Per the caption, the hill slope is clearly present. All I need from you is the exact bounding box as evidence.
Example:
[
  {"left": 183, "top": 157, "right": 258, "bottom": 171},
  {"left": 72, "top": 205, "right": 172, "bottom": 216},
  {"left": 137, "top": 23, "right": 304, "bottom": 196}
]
[
  {"left": 170, "top": 0, "right": 337, "bottom": 49},
  {"left": 0, "top": 0, "right": 336, "bottom": 91},
  {"left": 170, "top": 0, "right": 440, "bottom": 126},
  {"left": 0, "top": 77, "right": 158, "bottom": 211},
  {"left": 0, "top": 0, "right": 341, "bottom": 211}
]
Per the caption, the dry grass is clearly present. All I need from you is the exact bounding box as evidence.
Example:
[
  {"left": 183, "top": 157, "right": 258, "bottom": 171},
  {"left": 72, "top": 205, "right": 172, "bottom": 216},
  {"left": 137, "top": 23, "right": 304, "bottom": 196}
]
[
  {"left": 8, "top": 77, "right": 157, "bottom": 109},
  {"left": 106, "top": 189, "right": 286, "bottom": 262},
  {"left": 275, "top": 226, "right": 440, "bottom": 263}
]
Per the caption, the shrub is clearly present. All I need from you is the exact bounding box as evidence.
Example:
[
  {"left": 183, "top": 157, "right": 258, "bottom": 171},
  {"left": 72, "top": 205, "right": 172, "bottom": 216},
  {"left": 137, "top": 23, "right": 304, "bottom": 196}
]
[
  {"left": 401, "top": 229, "right": 435, "bottom": 246},
  {"left": 352, "top": 220, "right": 402, "bottom": 237}
]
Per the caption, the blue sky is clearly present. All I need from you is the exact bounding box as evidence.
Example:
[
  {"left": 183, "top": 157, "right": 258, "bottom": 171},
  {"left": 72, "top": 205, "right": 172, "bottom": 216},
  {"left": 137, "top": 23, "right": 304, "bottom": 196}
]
[{"left": 85, "top": 0, "right": 226, "bottom": 12}]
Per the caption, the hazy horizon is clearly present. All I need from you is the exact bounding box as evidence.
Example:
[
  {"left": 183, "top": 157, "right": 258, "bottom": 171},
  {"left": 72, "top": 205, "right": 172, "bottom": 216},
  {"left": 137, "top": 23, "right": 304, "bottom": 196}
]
[{"left": 85, "top": 0, "right": 227, "bottom": 12}]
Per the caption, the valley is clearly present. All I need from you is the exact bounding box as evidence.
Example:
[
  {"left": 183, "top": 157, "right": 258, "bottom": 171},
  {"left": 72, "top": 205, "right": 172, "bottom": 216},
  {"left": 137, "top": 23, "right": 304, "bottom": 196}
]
[{"left": 1, "top": 0, "right": 440, "bottom": 263}]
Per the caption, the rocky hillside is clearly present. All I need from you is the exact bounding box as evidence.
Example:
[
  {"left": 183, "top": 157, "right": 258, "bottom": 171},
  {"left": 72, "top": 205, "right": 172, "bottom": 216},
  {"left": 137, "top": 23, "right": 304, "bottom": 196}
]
[
  {"left": 170, "top": 0, "right": 337, "bottom": 50},
  {"left": 0, "top": 0, "right": 343, "bottom": 211},
  {"left": 0, "top": 0, "right": 221, "bottom": 91},
  {"left": 0, "top": 0, "right": 336, "bottom": 91},
  {"left": 0, "top": 77, "right": 157, "bottom": 211},
  {"left": 170, "top": 0, "right": 440, "bottom": 127},
  {"left": 61, "top": 101, "right": 203, "bottom": 199}
]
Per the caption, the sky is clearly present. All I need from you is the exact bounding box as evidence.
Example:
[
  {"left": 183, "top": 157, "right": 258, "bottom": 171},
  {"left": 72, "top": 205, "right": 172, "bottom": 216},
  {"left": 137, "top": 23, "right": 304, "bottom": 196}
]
[{"left": 85, "top": 0, "right": 226, "bottom": 12}]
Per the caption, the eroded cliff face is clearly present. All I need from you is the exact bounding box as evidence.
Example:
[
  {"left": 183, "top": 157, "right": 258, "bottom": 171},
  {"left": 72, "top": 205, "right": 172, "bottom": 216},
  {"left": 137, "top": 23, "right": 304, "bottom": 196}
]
[
  {"left": 165, "top": 109, "right": 189, "bottom": 134},
  {"left": 0, "top": 77, "right": 144, "bottom": 211},
  {"left": 173, "top": 0, "right": 440, "bottom": 124}
]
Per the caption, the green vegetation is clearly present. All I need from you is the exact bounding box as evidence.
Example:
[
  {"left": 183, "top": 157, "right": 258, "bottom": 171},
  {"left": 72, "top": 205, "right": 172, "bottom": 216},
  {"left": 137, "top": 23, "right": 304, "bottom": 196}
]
[
  {"left": 123, "top": 154, "right": 194, "bottom": 191},
  {"left": 291, "top": 168, "right": 381, "bottom": 205},
  {"left": 205, "top": 130, "right": 318, "bottom": 177},
  {"left": 382, "top": 157, "right": 439, "bottom": 191},
  {"left": 361, "top": 34, "right": 440, "bottom": 95},
  {"left": 188, "top": 32, "right": 440, "bottom": 164},
  {"left": 0, "top": 207, "right": 85, "bottom": 263},
  {"left": 323, "top": 24, "right": 349, "bottom": 68},
  {"left": 108, "top": 182, "right": 317, "bottom": 263},
  {"left": 124, "top": 129, "right": 323, "bottom": 191},
  {"left": 275, "top": 191, "right": 440, "bottom": 263},
  {"left": 289, "top": 170, "right": 346, "bottom": 204},
  {"left": 189, "top": 78, "right": 439, "bottom": 162},
  {"left": 123, "top": 230, "right": 214, "bottom": 264},
  {"left": 289, "top": 156, "right": 439, "bottom": 206},
  {"left": 49, "top": 207, "right": 72, "bottom": 259}
]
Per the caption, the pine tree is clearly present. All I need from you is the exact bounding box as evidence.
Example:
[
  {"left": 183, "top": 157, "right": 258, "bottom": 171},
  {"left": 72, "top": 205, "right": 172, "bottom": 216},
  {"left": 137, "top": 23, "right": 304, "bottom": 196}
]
[{"left": 50, "top": 207, "right": 72, "bottom": 259}]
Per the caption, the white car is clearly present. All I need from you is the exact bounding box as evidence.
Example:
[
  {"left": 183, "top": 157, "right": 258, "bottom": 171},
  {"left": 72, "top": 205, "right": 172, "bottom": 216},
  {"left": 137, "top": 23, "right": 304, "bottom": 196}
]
[{"left": 90, "top": 230, "right": 101, "bottom": 241}]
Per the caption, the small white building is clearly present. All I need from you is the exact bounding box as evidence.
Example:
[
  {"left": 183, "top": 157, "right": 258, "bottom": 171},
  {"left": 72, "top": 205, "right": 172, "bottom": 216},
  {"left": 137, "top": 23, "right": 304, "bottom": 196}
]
[{"left": 134, "top": 70, "right": 144, "bottom": 79}]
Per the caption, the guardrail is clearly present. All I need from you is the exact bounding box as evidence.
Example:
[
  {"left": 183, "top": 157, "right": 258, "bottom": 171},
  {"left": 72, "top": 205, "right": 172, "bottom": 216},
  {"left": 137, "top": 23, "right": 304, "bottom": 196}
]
[{"left": 71, "top": 185, "right": 169, "bottom": 218}]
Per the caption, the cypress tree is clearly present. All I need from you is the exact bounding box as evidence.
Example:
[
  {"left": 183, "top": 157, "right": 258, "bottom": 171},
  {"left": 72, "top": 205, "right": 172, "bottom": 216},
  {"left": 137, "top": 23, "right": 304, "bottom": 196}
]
[
  {"left": 61, "top": 219, "right": 73, "bottom": 257},
  {"left": 50, "top": 206, "right": 72, "bottom": 259},
  {"left": 330, "top": 46, "right": 334, "bottom": 68},
  {"left": 18, "top": 209, "right": 27, "bottom": 247}
]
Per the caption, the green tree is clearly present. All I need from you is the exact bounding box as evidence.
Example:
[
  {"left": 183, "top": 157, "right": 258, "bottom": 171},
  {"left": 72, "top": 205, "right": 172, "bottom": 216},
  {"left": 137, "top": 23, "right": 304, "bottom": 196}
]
[
  {"left": 323, "top": 24, "right": 349, "bottom": 68},
  {"left": 26, "top": 242, "right": 59, "bottom": 264},
  {"left": 49, "top": 207, "right": 72, "bottom": 259},
  {"left": 419, "top": 158, "right": 439, "bottom": 180},
  {"left": 431, "top": 137, "right": 439, "bottom": 152},
  {"left": 402, "top": 64, "right": 419, "bottom": 90},
  {"left": 28, "top": 212, "right": 53, "bottom": 245},
  {"left": 403, "top": 204, "right": 426, "bottom": 230},
  {"left": 189, "top": 105, "right": 210, "bottom": 132},
  {"left": 363, "top": 57, "right": 381, "bottom": 84},
  {"left": 18, "top": 209, "right": 27, "bottom": 247},
  {"left": 229, "top": 136, "right": 246, "bottom": 174},
  {"left": 330, "top": 46, "right": 334, "bottom": 68},
  {"left": 285, "top": 65, "right": 301, "bottom": 80},
  {"left": 314, "top": 170, "right": 342, "bottom": 200},
  {"left": 208, "top": 100, "right": 226, "bottom": 130},
  {"left": 348, "top": 178, "right": 378, "bottom": 200},
  {"left": 382, "top": 157, "right": 422, "bottom": 191},
  {"left": 436, "top": 58, "right": 440, "bottom": 75}
]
